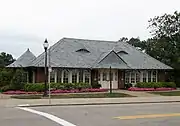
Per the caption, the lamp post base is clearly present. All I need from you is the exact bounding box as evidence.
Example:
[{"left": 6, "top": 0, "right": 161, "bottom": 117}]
[{"left": 43, "top": 91, "right": 48, "bottom": 97}]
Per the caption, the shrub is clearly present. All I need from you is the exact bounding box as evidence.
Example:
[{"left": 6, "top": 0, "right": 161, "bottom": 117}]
[
  {"left": 24, "top": 83, "right": 44, "bottom": 92},
  {"left": 0, "top": 68, "right": 13, "bottom": 87},
  {"left": 125, "top": 83, "right": 133, "bottom": 89},
  {"left": 162, "top": 82, "right": 176, "bottom": 88},
  {"left": 10, "top": 69, "right": 27, "bottom": 90},
  {"left": 50, "top": 83, "right": 66, "bottom": 90},
  {"left": 91, "top": 80, "right": 101, "bottom": 89},
  {"left": 135, "top": 82, "right": 176, "bottom": 88},
  {"left": 0, "top": 85, "right": 13, "bottom": 92},
  {"left": 24, "top": 83, "right": 91, "bottom": 92}
]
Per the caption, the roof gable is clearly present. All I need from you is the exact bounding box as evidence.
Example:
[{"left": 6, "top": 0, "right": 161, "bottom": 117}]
[
  {"left": 93, "top": 50, "right": 130, "bottom": 69},
  {"left": 7, "top": 48, "right": 36, "bottom": 67}
]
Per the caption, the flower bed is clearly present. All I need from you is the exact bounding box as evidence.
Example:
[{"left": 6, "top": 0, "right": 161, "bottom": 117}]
[
  {"left": 128, "top": 87, "right": 176, "bottom": 91},
  {"left": 2, "top": 88, "right": 108, "bottom": 95}
]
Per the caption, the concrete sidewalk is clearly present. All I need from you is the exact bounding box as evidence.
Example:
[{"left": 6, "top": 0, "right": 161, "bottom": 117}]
[{"left": 1, "top": 96, "right": 180, "bottom": 107}]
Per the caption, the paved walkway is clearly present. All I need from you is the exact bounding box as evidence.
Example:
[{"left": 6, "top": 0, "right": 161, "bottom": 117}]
[
  {"left": 0, "top": 93, "right": 11, "bottom": 99},
  {"left": 113, "top": 90, "right": 160, "bottom": 97},
  {"left": 1, "top": 96, "right": 180, "bottom": 107}
]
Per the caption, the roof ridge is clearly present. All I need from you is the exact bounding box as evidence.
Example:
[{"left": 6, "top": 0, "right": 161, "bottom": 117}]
[{"left": 63, "top": 37, "right": 118, "bottom": 43}]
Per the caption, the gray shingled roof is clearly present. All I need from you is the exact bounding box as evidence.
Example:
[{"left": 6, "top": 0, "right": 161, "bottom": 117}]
[
  {"left": 30, "top": 38, "right": 172, "bottom": 69},
  {"left": 7, "top": 48, "right": 36, "bottom": 67}
]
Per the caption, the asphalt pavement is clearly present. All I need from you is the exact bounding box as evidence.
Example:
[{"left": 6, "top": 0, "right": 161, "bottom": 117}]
[
  {"left": 0, "top": 106, "right": 60, "bottom": 126},
  {"left": 1, "top": 102, "right": 180, "bottom": 126}
]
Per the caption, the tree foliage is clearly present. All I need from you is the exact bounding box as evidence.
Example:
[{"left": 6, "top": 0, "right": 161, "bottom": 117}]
[
  {"left": 148, "top": 11, "right": 180, "bottom": 69},
  {"left": 0, "top": 68, "right": 27, "bottom": 91},
  {"left": 118, "top": 11, "right": 180, "bottom": 84},
  {"left": 0, "top": 52, "right": 15, "bottom": 67}
]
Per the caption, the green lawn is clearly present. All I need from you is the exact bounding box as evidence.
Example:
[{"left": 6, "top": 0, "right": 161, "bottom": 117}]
[
  {"left": 11, "top": 93, "right": 133, "bottom": 99},
  {"left": 150, "top": 91, "right": 180, "bottom": 96}
]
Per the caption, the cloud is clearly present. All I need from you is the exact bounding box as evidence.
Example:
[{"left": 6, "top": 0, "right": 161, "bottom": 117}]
[{"left": 0, "top": 0, "right": 179, "bottom": 58}]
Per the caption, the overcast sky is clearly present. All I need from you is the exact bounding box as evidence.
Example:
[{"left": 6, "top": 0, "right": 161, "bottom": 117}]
[{"left": 0, "top": 0, "right": 179, "bottom": 58}]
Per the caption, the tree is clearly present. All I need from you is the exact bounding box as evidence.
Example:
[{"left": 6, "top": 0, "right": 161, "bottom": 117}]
[
  {"left": 148, "top": 11, "right": 180, "bottom": 68},
  {"left": 118, "top": 37, "right": 128, "bottom": 42},
  {"left": 148, "top": 11, "right": 180, "bottom": 85},
  {"left": 119, "top": 37, "right": 147, "bottom": 51},
  {"left": 0, "top": 52, "right": 15, "bottom": 67}
]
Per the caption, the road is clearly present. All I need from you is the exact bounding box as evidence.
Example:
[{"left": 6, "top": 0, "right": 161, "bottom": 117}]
[{"left": 1, "top": 102, "right": 180, "bottom": 126}]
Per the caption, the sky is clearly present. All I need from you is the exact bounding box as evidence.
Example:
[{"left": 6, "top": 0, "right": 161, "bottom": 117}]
[{"left": 0, "top": 0, "right": 179, "bottom": 58}]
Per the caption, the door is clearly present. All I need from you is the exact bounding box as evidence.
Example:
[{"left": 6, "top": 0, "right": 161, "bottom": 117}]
[{"left": 118, "top": 70, "right": 125, "bottom": 89}]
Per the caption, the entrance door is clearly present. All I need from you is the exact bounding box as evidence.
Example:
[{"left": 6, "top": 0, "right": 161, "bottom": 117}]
[{"left": 118, "top": 70, "right": 125, "bottom": 89}]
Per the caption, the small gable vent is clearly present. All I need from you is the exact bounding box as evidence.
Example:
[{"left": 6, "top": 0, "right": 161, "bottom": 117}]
[
  {"left": 117, "top": 51, "right": 128, "bottom": 55},
  {"left": 76, "top": 48, "right": 90, "bottom": 53}
]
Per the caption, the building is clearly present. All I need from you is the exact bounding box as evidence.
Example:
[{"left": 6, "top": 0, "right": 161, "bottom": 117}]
[{"left": 8, "top": 38, "right": 173, "bottom": 89}]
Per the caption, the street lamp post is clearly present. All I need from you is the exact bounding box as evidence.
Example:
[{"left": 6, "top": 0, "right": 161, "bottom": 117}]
[
  {"left": 43, "top": 39, "right": 49, "bottom": 97},
  {"left": 109, "top": 66, "right": 112, "bottom": 94}
]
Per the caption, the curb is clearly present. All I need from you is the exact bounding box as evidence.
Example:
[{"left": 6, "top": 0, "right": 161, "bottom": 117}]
[{"left": 18, "top": 100, "right": 180, "bottom": 107}]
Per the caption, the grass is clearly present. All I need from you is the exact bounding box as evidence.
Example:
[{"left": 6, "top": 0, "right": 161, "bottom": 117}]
[
  {"left": 11, "top": 93, "right": 133, "bottom": 99},
  {"left": 150, "top": 91, "right": 180, "bottom": 96}
]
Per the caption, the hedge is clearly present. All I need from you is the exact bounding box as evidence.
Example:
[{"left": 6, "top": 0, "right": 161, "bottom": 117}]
[
  {"left": 135, "top": 82, "right": 176, "bottom": 88},
  {"left": 24, "top": 83, "right": 91, "bottom": 92}
]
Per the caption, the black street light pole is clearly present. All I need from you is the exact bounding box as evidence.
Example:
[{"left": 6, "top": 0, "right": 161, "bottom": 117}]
[
  {"left": 109, "top": 66, "right": 112, "bottom": 94},
  {"left": 43, "top": 39, "right": 49, "bottom": 97}
]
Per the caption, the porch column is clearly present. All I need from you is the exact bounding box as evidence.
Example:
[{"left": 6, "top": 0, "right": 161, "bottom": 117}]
[
  {"left": 77, "top": 71, "right": 79, "bottom": 83},
  {"left": 33, "top": 71, "right": 35, "bottom": 83},
  {"left": 55, "top": 70, "right": 57, "bottom": 83},
  {"left": 61, "top": 71, "right": 64, "bottom": 83},
  {"left": 146, "top": 70, "right": 148, "bottom": 82},
  {"left": 69, "top": 70, "right": 72, "bottom": 83},
  {"left": 89, "top": 71, "right": 91, "bottom": 84},
  {"left": 83, "top": 70, "right": 85, "bottom": 82},
  {"left": 140, "top": 71, "right": 143, "bottom": 82}
]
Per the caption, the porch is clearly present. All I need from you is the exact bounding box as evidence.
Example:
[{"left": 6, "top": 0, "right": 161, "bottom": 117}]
[{"left": 28, "top": 68, "right": 164, "bottom": 89}]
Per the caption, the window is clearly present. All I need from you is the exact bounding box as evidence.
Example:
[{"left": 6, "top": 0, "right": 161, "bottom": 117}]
[
  {"left": 50, "top": 70, "right": 55, "bottom": 83},
  {"left": 115, "top": 72, "right": 118, "bottom": 81},
  {"left": 152, "top": 71, "right": 157, "bottom": 82},
  {"left": 148, "top": 71, "right": 151, "bottom": 82},
  {"left": 136, "top": 72, "right": 140, "bottom": 83},
  {"left": 125, "top": 72, "right": 130, "bottom": 84},
  {"left": 57, "top": 70, "right": 61, "bottom": 83},
  {"left": 143, "top": 71, "right": 147, "bottom": 82},
  {"left": 103, "top": 72, "right": 107, "bottom": 81},
  {"left": 63, "top": 70, "right": 69, "bottom": 83},
  {"left": 72, "top": 70, "right": 77, "bottom": 83},
  {"left": 131, "top": 72, "right": 135, "bottom": 83},
  {"left": 79, "top": 70, "right": 83, "bottom": 83},
  {"left": 85, "top": 71, "right": 90, "bottom": 83}
]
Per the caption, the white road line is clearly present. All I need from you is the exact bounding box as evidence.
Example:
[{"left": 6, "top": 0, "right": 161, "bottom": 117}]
[{"left": 16, "top": 107, "right": 76, "bottom": 126}]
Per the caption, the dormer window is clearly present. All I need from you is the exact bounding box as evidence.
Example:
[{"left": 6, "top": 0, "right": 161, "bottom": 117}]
[
  {"left": 117, "top": 51, "right": 128, "bottom": 55},
  {"left": 76, "top": 48, "right": 90, "bottom": 53}
]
